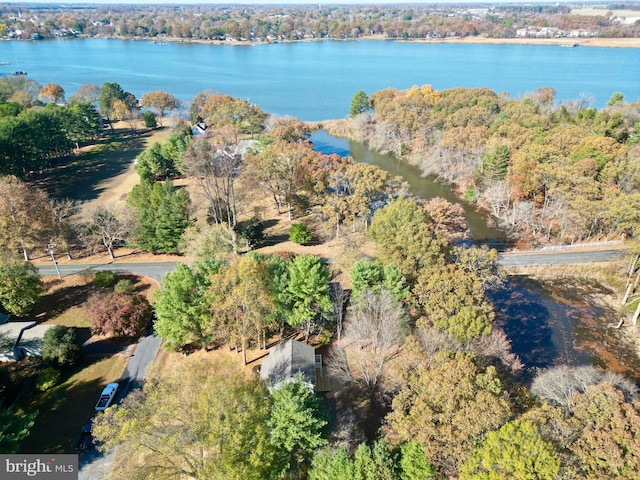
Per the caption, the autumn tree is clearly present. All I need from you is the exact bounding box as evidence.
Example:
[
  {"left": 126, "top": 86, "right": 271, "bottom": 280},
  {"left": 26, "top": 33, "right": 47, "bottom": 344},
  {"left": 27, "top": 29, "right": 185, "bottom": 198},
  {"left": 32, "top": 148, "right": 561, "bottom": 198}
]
[
  {"left": 245, "top": 139, "right": 310, "bottom": 219},
  {"left": 140, "top": 89, "right": 179, "bottom": 126},
  {"left": 86, "top": 291, "right": 152, "bottom": 338},
  {"left": 39, "top": 83, "right": 65, "bottom": 104},
  {"left": 68, "top": 83, "right": 100, "bottom": 104},
  {"left": 410, "top": 263, "right": 494, "bottom": 342},
  {"left": 179, "top": 223, "right": 241, "bottom": 262},
  {"left": 0, "top": 258, "right": 43, "bottom": 316},
  {"left": 93, "top": 357, "right": 277, "bottom": 480},
  {"left": 386, "top": 352, "right": 511, "bottom": 477},
  {"left": 328, "top": 287, "right": 406, "bottom": 402},
  {"left": 0, "top": 176, "right": 53, "bottom": 260},
  {"left": 207, "top": 255, "right": 274, "bottom": 365},
  {"left": 153, "top": 260, "right": 221, "bottom": 350}
]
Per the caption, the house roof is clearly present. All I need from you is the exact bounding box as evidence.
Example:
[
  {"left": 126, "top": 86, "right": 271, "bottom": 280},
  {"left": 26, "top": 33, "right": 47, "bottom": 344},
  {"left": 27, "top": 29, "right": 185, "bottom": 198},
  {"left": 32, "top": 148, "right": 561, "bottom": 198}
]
[
  {"left": 260, "top": 339, "right": 316, "bottom": 386},
  {"left": 0, "top": 322, "right": 55, "bottom": 362}
]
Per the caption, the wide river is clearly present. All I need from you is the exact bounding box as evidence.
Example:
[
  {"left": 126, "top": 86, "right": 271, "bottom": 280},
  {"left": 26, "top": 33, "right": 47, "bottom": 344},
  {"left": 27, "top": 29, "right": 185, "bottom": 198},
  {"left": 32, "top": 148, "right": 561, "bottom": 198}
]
[
  {"left": 6, "top": 38, "right": 640, "bottom": 377},
  {"left": 1, "top": 38, "right": 639, "bottom": 119}
]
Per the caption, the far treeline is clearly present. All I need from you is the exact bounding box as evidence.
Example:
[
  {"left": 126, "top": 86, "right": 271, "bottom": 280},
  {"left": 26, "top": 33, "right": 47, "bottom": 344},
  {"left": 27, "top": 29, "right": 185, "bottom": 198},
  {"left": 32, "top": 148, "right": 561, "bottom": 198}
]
[
  {"left": 339, "top": 85, "right": 640, "bottom": 244},
  {"left": 1, "top": 3, "right": 639, "bottom": 41}
]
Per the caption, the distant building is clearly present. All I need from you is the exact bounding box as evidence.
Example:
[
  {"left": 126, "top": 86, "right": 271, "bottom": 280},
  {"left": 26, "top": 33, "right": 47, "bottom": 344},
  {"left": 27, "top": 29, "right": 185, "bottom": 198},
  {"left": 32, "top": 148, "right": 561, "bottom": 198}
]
[{"left": 191, "top": 122, "right": 208, "bottom": 137}]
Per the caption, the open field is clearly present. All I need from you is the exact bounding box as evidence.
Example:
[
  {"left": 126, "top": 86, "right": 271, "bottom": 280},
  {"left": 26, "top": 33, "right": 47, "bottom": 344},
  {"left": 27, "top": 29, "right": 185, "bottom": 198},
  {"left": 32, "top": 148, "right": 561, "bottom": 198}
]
[{"left": 29, "top": 124, "right": 172, "bottom": 204}]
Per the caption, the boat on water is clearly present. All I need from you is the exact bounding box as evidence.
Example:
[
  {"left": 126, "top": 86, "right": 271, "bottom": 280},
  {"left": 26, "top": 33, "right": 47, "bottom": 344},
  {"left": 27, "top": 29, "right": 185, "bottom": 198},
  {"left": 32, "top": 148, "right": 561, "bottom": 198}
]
[
  {"left": 0, "top": 61, "right": 11, "bottom": 65},
  {"left": 12, "top": 71, "right": 27, "bottom": 75}
]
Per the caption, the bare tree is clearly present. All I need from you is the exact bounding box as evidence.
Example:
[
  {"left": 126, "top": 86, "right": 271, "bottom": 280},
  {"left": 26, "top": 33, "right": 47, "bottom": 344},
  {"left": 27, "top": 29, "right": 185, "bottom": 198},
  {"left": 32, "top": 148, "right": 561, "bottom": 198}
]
[
  {"left": 327, "top": 287, "right": 406, "bottom": 401},
  {"left": 49, "top": 198, "right": 76, "bottom": 259},
  {"left": 82, "top": 203, "right": 132, "bottom": 259},
  {"left": 531, "top": 365, "right": 639, "bottom": 408},
  {"left": 181, "top": 131, "right": 241, "bottom": 227}
]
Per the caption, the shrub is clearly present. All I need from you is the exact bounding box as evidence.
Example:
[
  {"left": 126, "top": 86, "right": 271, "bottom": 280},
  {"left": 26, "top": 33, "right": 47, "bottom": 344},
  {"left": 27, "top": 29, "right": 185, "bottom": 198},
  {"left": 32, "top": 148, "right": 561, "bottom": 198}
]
[
  {"left": 36, "top": 368, "right": 61, "bottom": 391},
  {"left": 86, "top": 291, "right": 152, "bottom": 338},
  {"left": 143, "top": 111, "right": 157, "bottom": 128},
  {"left": 289, "top": 223, "right": 312, "bottom": 245},
  {"left": 114, "top": 279, "right": 134, "bottom": 294},
  {"left": 240, "top": 218, "right": 265, "bottom": 248},
  {"left": 41, "top": 325, "right": 81, "bottom": 369},
  {"left": 93, "top": 270, "right": 119, "bottom": 289}
]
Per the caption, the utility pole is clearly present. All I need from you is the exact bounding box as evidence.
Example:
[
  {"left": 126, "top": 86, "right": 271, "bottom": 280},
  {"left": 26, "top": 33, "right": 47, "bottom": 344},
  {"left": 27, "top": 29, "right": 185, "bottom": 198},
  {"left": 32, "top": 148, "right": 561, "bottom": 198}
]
[{"left": 47, "top": 243, "right": 61, "bottom": 278}]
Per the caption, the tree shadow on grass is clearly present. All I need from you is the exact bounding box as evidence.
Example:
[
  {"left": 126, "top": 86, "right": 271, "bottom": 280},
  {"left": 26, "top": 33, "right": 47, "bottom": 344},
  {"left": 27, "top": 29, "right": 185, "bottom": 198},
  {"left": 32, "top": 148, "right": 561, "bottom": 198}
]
[
  {"left": 28, "top": 131, "right": 152, "bottom": 202},
  {"left": 21, "top": 370, "right": 108, "bottom": 454},
  {"left": 30, "top": 283, "right": 96, "bottom": 324}
]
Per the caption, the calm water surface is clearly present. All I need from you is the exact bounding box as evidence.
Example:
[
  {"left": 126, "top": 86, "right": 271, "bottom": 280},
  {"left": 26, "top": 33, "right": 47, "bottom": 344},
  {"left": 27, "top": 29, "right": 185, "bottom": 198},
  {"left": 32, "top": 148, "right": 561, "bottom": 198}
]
[{"left": 1, "top": 39, "right": 639, "bottom": 119}]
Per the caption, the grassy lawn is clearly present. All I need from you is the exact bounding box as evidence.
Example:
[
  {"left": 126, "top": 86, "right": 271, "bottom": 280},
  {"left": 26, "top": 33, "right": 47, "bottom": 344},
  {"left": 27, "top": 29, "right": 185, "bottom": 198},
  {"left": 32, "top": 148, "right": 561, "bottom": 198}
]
[
  {"left": 30, "top": 126, "right": 172, "bottom": 202},
  {"left": 20, "top": 354, "right": 127, "bottom": 454}
]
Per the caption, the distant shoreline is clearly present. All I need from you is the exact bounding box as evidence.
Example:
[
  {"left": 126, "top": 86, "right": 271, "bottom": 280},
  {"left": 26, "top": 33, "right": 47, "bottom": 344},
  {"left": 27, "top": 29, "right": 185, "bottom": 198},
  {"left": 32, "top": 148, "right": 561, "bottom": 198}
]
[{"left": 31, "top": 34, "right": 640, "bottom": 49}]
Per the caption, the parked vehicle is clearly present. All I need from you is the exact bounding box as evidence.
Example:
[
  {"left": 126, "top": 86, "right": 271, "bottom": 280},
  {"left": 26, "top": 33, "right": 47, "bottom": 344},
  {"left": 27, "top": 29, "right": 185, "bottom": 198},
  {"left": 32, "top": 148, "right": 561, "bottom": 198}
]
[
  {"left": 95, "top": 382, "right": 119, "bottom": 411},
  {"left": 75, "top": 420, "right": 94, "bottom": 453}
]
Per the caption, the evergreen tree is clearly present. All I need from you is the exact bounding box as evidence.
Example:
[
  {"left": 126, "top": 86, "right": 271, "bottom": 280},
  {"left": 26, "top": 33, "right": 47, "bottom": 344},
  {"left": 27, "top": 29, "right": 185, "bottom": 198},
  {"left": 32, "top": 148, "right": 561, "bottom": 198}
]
[
  {"left": 128, "top": 180, "right": 189, "bottom": 253},
  {"left": 350, "top": 90, "right": 371, "bottom": 117},
  {"left": 268, "top": 374, "right": 327, "bottom": 477}
]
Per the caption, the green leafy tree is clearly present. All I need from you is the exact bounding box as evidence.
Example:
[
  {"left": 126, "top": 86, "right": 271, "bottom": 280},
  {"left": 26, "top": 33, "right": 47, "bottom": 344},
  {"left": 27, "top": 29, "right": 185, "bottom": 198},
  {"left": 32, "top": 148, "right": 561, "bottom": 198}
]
[
  {"left": 309, "top": 447, "right": 355, "bottom": 480},
  {"left": 93, "top": 357, "right": 276, "bottom": 480},
  {"left": 98, "top": 81, "right": 127, "bottom": 126},
  {"left": 460, "top": 420, "right": 560, "bottom": 480},
  {"left": 0, "top": 408, "right": 36, "bottom": 454},
  {"left": 153, "top": 262, "right": 220, "bottom": 350},
  {"left": 0, "top": 259, "right": 43, "bottom": 316},
  {"left": 268, "top": 374, "right": 327, "bottom": 477},
  {"left": 287, "top": 254, "right": 332, "bottom": 341},
  {"left": 41, "top": 325, "right": 81, "bottom": 368},
  {"left": 353, "top": 440, "right": 398, "bottom": 480},
  {"left": 350, "top": 90, "right": 371, "bottom": 117},
  {"left": 350, "top": 259, "right": 408, "bottom": 300},
  {"left": 369, "top": 197, "right": 449, "bottom": 283},
  {"left": 289, "top": 222, "right": 312, "bottom": 244},
  {"left": 400, "top": 441, "right": 435, "bottom": 480},
  {"left": 135, "top": 142, "right": 177, "bottom": 182}
]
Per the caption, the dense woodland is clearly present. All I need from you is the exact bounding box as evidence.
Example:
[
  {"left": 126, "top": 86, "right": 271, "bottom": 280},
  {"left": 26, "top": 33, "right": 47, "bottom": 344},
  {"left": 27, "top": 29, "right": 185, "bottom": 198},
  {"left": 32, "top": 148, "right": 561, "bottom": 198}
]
[
  {"left": 330, "top": 84, "right": 640, "bottom": 245},
  {"left": 2, "top": 72, "right": 640, "bottom": 478},
  {"left": 1, "top": 3, "right": 639, "bottom": 41}
]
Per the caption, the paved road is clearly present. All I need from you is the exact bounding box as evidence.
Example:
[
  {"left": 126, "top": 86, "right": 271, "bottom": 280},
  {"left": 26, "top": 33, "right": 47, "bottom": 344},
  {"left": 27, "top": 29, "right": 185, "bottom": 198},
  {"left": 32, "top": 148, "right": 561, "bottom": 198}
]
[
  {"left": 37, "top": 248, "right": 626, "bottom": 281},
  {"left": 37, "top": 261, "right": 178, "bottom": 283},
  {"left": 498, "top": 248, "right": 625, "bottom": 267}
]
